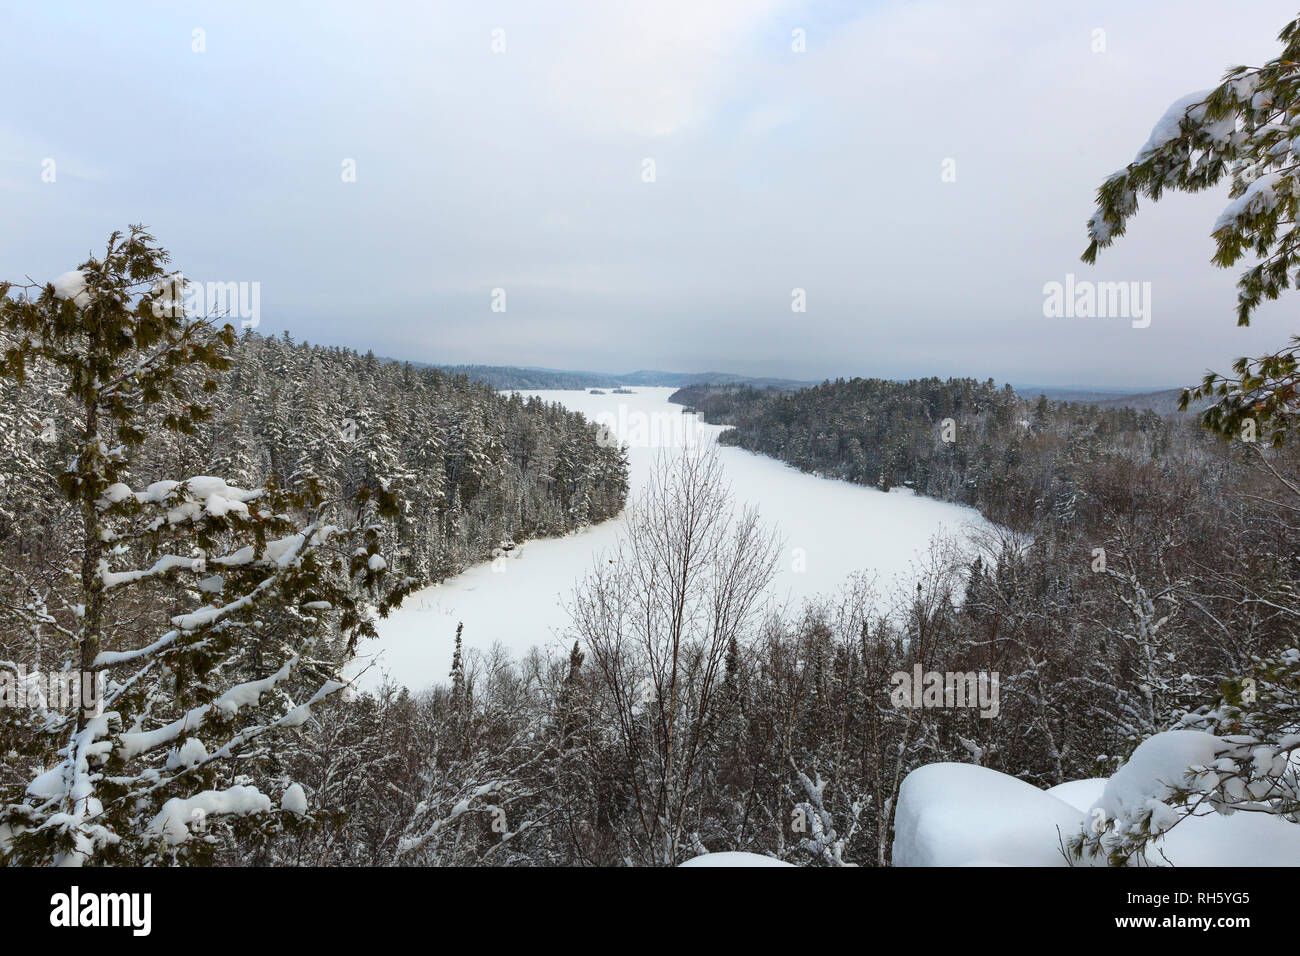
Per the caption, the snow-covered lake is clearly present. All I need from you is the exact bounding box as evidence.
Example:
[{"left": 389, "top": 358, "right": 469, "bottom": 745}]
[{"left": 358, "top": 387, "right": 989, "bottom": 691}]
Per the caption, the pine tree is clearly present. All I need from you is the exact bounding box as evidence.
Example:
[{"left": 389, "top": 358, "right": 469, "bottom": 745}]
[
  {"left": 449, "top": 621, "right": 466, "bottom": 716},
  {"left": 1083, "top": 13, "right": 1300, "bottom": 444},
  {"left": 0, "top": 228, "right": 413, "bottom": 864}
]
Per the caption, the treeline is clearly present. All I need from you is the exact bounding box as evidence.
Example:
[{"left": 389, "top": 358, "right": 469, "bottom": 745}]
[
  {"left": 437, "top": 364, "right": 812, "bottom": 391},
  {"left": 671, "top": 377, "right": 1221, "bottom": 532},
  {"left": 434, "top": 364, "right": 620, "bottom": 390},
  {"left": 0, "top": 331, "right": 629, "bottom": 590}
]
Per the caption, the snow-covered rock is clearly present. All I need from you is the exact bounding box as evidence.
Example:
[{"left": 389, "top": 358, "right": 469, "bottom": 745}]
[
  {"left": 897, "top": 731, "right": 1300, "bottom": 866},
  {"left": 1085, "top": 730, "right": 1300, "bottom": 865},
  {"left": 1156, "top": 810, "right": 1300, "bottom": 866},
  {"left": 679, "top": 852, "right": 793, "bottom": 868},
  {"left": 893, "top": 763, "right": 1083, "bottom": 866},
  {"left": 1044, "top": 778, "right": 1107, "bottom": 812}
]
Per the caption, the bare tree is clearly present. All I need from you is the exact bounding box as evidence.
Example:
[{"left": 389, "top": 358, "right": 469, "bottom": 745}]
[{"left": 568, "top": 447, "right": 780, "bottom": 865}]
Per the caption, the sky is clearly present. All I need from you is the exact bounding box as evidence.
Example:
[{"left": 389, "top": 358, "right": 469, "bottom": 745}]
[{"left": 3, "top": 0, "right": 1299, "bottom": 388}]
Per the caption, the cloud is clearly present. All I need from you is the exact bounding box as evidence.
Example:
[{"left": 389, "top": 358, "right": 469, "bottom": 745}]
[{"left": 4, "top": 0, "right": 1299, "bottom": 386}]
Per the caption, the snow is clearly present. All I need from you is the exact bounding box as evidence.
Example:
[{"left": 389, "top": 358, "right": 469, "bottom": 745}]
[
  {"left": 1081, "top": 730, "right": 1300, "bottom": 863},
  {"left": 281, "top": 783, "right": 308, "bottom": 815},
  {"left": 98, "top": 477, "right": 259, "bottom": 524},
  {"left": 213, "top": 659, "right": 294, "bottom": 715},
  {"left": 170, "top": 604, "right": 224, "bottom": 631},
  {"left": 51, "top": 269, "right": 90, "bottom": 308},
  {"left": 1156, "top": 809, "right": 1300, "bottom": 866},
  {"left": 1228, "top": 74, "right": 1260, "bottom": 102},
  {"left": 362, "top": 388, "right": 990, "bottom": 690},
  {"left": 263, "top": 533, "right": 306, "bottom": 567},
  {"left": 139, "top": 480, "right": 180, "bottom": 501},
  {"left": 100, "top": 553, "right": 204, "bottom": 589},
  {"left": 101, "top": 482, "right": 134, "bottom": 505},
  {"left": 1135, "top": 89, "right": 1212, "bottom": 160},
  {"left": 1043, "top": 778, "right": 1107, "bottom": 812},
  {"left": 26, "top": 765, "right": 66, "bottom": 801},
  {"left": 213, "top": 545, "right": 255, "bottom": 567},
  {"left": 895, "top": 733, "right": 1300, "bottom": 866},
  {"left": 149, "top": 785, "right": 272, "bottom": 845},
  {"left": 892, "top": 763, "right": 1083, "bottom": 866},
  {"left": 117, "top": 660, "right": 296, "bottom": 760},
  {"left": 679, "top": 851, "right": 793, "bottom": 867},
  {"left": 1091, "top": 730, "right": 1225, "bottom": 823},
  {"left": 1213, "top": 171, "right": 1287, "bottom": 233},
  {"left": 166, "top": 737, "right": 209, "bottom": 770}
]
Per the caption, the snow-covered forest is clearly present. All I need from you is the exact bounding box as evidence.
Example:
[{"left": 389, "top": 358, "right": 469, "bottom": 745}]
[
  {"left": 1, "top": 234, "right": 1295, "bottom": 867},
  {"left": 3, "top": 2, "right": 1300, "bottom": 886}
]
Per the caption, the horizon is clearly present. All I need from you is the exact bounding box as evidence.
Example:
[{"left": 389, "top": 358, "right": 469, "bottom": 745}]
[{"left": 341, "top": 345, "right": 1188, "bottom": 394}]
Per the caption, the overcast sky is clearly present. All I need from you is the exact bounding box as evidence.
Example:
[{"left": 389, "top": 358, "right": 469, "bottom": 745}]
[{"left": 4, "top": 0, "right": 1299, "bottom": 387}]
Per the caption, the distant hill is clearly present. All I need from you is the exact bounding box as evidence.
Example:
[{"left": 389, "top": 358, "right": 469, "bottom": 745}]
[
  {"left": 428, "top": 364, "right": 812, "bottom": 391},
  {"left": 1089, "top": 388, "right": 1219, "bottom": 416},
  {"left": 384, "top": 363, "right": 1204, "bottom": 413},
  {"left": 1013, "top": 385, "right": 1210, "bottom": 416},
  {"left": 1011, "top": 385, "right": 1137, "bottom": 404}
]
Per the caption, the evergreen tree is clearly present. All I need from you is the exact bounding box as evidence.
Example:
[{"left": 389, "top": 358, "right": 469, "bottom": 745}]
[
  {"left": 0, "top": 228, "right": 412, "bottom": 864},
  {"left": 1083, "top": 13, "right": 1300, "bottom": 444}
]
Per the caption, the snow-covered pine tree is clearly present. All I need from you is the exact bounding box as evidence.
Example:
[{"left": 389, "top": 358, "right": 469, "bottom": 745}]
[
  {"left": 1078, "top": 13, "right": 1300, "bottom": 865},
  {"left": 0, "top": 227, "right": 413, "bottom": 864},
  {"left": 1068, "top": 646, "right": 1299, "bottom": 866},
  {"left": 1084, "top": 12, "right": 1300, "bottom": 445}
]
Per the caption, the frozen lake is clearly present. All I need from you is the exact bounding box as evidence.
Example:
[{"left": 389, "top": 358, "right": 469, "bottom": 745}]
[{"left": 357, "top": 387, "right": 989, "bottom": 691}]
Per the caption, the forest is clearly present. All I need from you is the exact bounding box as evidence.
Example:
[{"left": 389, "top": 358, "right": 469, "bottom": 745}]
[
  {"left": 2, "top": 330, "right": 629, "bottom": 589},
  {"left": 3, "top": 232, "right": 1293, "bottom": 865}
]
